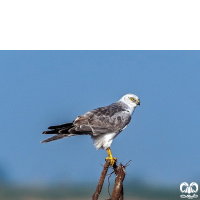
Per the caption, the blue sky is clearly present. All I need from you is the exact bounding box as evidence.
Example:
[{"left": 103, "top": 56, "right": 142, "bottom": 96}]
[{"left": 0, "top": 51, "right": 199, "bottom": 186}]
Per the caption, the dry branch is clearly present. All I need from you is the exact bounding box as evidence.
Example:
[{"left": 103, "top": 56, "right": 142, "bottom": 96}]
[
  {"left": 92, "top": 160, "right": 127, "bottom": 200},
  {"left": 108, "top": 163, "right": 126, "bottom": 200},
  {"left": 92, "top": 159, "right": 110, "bottom": 200}
]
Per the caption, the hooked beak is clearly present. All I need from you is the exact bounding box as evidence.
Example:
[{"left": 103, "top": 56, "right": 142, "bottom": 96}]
[{"left": 137, "top": 99, "right": 140, "bottom": 106}]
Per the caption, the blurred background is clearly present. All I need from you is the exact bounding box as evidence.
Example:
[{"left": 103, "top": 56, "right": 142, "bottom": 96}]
[{"left": 0, "top": 51, "right": 199, "bottom": 199}]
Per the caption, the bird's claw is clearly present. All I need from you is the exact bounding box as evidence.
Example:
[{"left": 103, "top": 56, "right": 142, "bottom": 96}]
[{"left": 105, "top": 157, "right": 117, "bottom": 167}]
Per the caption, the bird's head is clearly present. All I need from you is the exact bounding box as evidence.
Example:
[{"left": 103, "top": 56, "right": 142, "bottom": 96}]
[{"left": 119, "top": 93, "right": 140, "bottom": 108}]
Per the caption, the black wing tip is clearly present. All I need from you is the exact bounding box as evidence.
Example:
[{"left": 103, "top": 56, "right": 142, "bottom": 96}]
[
  {"left": 42, "top": 130, "right": 59, "bottom": 134},
  {"left": 48, "top": 126, "right": 55, "bottom": 129},
  {"left": 48, "top": 123, "right": 74, "bottom": 130}
]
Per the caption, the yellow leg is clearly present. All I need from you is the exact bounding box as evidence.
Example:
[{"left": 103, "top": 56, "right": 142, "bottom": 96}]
[{"left": 105, "top": 147, "right": 117, "bottom": 166}]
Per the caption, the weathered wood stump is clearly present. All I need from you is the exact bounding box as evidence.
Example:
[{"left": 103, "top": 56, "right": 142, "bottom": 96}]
[{"left": 92, "top": 160, "right": 127, "bottom": 200}]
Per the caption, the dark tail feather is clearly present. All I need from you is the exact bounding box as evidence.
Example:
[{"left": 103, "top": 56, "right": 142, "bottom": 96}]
[
  {"left": 59, "top": 128, "right": 74, "bottom": 134},
  {"left": 41, "top": 122, "right": 91, "bottom": 143},
  {"left": 41, "top": 134, "right": 68, "bottom": 143},
  {"left": 42, "top": 122, "right": 75, "bottom": 143}
]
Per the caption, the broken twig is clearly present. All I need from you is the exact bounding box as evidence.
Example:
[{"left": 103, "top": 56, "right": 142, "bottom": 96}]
[
  {"left": 108, "top": 163, "right": 126, "bottom": 200},
  {"left": 92, "top": 160, "right": 128, "bottom": 200},
  {"left": 92, "top": 159, "right": 110, "bottom": 200}
]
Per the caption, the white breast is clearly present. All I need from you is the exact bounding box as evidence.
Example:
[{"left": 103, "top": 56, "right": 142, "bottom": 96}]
[{"left": 91, "top": 132, "right": 118, "bottom": 150}]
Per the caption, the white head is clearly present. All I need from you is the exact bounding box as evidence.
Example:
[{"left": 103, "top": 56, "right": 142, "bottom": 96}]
[{"left": 119, "top": 93, "right": 140, "bottom": 112}]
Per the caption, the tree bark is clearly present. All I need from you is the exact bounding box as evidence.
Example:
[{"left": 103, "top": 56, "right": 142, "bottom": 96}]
[
  {"left": 92, "top": 159, "right": 110, "bottom": 200},
  {"left": 92, "top": 161, "right": 126, "bottom": 200},
  {"left": 108, "top": 163, "right": 126, "bottom": 200}
]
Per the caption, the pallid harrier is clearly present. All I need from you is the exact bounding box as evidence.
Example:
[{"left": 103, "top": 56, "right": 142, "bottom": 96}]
[{"left": 42, "top": 94, "right": 140, "bottom": 166}]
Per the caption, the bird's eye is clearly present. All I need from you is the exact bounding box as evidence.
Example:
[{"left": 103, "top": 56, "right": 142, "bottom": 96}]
[{"left": 129, "top": 97, "right": 134, "bottom": 101}]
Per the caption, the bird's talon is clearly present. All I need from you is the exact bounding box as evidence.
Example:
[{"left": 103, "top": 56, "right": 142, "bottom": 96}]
[{"left": 105, "top": 157, "right": 117, "bottom": 166}]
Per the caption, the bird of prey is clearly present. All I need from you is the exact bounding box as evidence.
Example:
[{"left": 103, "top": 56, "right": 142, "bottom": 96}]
[{"left": 42, "top": 94, "right": 140, "bottom": 166}]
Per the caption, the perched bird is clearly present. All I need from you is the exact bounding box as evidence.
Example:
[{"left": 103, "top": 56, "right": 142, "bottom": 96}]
[{"left": 42, "top": 94, "right": 140, "bottom": 166}]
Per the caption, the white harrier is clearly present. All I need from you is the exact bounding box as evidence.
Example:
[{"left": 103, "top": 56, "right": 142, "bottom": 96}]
[{"left": 42, "top": 94, "right": 140, "bottom": 166}]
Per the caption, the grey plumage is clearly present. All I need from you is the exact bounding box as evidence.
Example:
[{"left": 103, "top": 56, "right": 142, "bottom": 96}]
[{"left": 42, "top": 94, "right": 140, "bottom": 149}]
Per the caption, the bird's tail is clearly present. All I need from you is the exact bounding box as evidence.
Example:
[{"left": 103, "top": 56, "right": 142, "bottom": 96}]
[
  {"left": 41, "top": 122, "right": 74, "bottom": 143},
  {"left": 41, "top": 134, "right": 74, "bottom": 143}
]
